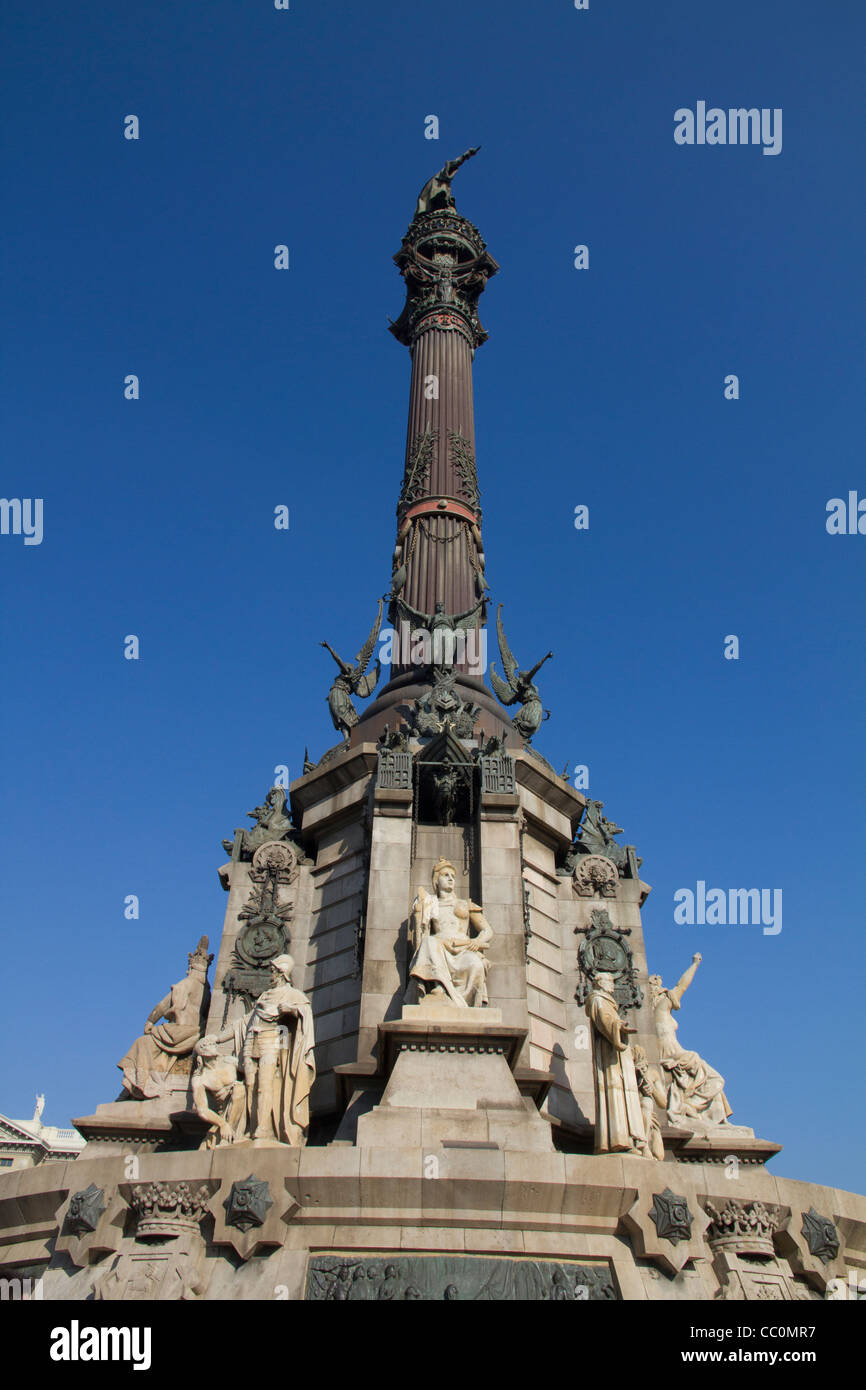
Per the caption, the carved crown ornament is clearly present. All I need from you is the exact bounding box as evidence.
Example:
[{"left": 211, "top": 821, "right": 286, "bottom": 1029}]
[
  {"left": 127, "top": 1181, "right": 214, "bottom": 1240},
  {"left": 705, "top": 1199, "right": 780, "bottom": 1257}
]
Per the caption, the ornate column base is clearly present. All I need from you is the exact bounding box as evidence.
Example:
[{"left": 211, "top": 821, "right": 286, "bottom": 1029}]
[{"left": 355, "top": 1005, "right": 554, "bottom": 1152}]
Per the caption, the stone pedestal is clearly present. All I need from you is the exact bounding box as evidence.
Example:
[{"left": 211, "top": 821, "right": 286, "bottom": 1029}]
[
  {"left": 356, "top": 1005, "right": 554, "bottom": 1152},
  {"left": 74, "top": 1082, "right": 194, "bottom": 1156}
]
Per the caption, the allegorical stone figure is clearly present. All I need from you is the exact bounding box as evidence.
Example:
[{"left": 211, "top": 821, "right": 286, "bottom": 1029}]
[
  {"left": 190, "top": 1040, "right": 246, "bottom": 1149},
  {"left": 118, "top": 937, "right": 213, "bottom": 1099},
  {"left": 406, "top": 858, "right": 492, "bottom": 1008},
  {"left": 632, "top": 1043, "right": 667, "bottom": 1161},
  {"left": 649, "top": 954, "right": 734, "bottom": 1129},
  {"left": 206, "top": 955, "right": 315, "bottom": 1145},
  {"left": 585, "top": 971, "right": 648, "bottom": 1156}
]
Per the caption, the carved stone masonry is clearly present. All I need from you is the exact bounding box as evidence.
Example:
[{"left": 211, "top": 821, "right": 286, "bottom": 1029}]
[
  {"left": 306, "top": 1253, "right": 618, "bottom": 1301},
  {"left": 572, "top": 853, "right": 618, "bottom": 898},
  {"left": 223, "top": 1176, "right": 273, "bottom": 1234},
  {"left": 649, "top": 1189, "right": 694, "bottom": 1246},
  {"left": 377, "top": 747, "right": 412, "bottom": 790},
  {"left": 128, "top": 1181, "right": 213, "bottom": 1240},
  {"left": 94, "top": 1181, "right": 214, "bottom": 1302},
  {"left": 801, "top": 1208, "right": 840, "bottom": 1264},
  {"left": 575, "top": 908, "right": 643, "bottom": 1013},
  {"left": 480, "top": 753, "right": 516, "bottom": 795},
  {"left": 225, "top": 841, "right": 298, "bottom": 1008},
  {"left": 66, "top": 1183, "right": 106, "bottom": 1236},
  {"left": 705, "top": 1199, "right": 780, "bottom": 1257}
]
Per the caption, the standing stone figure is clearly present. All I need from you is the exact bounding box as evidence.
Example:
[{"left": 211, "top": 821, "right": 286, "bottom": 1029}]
[
  {"left": 406, "top": 858, "right": 492, "bottom": 1008},
  {"left": 649, "top": 954, "right": 733, "bottom": 1129},
  {"left": 118, "top": 937, "right": 213, "bottom": 1100},
  {"left": 585, "top": 971, "right": 647, "bottom": 1155},
  {"left": 207, "top": 955, "right": 315, "bottom": 1145}
]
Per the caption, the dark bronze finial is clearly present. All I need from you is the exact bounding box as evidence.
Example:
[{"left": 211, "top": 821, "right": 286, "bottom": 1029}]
[{"left": 414, "top": 147, "right": 481, "bottom": 217}]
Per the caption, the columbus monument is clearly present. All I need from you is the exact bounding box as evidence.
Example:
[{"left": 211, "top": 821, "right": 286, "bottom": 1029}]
[{"left": 3, "top": 154, "right": 864, "bottom": 1302}]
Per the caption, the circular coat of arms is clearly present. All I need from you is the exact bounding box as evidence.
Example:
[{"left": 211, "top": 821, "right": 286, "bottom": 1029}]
[{"left": 572, "top": 854, "right": 618, "bottom": 897}]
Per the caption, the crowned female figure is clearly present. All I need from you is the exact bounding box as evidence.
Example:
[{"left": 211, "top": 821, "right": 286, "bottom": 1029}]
[
  {"left": 406, "top": 858, "right": 492, "bottom": 1008},
  {"left": 118, "top": 937, "right": 212, "bottom": 1099}
]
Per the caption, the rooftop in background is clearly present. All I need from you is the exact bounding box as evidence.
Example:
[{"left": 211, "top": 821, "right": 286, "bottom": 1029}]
[{"left": 0, "top": 1098, "right": 84, "bottom": 1173}]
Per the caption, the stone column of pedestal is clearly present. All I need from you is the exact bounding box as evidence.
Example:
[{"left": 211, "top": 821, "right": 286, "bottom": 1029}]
[
  {"left": 478, "top": 791, "right": 532, "bottom": 1062},
  {"left": 559, "top": 866, "right": 656, "bottom": 1138},
  {"left": 354, "top": 784, "right": 414, "bottom": 1067}
]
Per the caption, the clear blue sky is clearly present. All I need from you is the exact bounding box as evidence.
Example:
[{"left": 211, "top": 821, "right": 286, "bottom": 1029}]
[{"left": 2, "top": 1, "right": 864, "bottom": 1193}]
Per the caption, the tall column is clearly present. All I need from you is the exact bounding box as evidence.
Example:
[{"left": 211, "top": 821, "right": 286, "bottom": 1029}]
[{"left": 386, "top": 163, "right": 499, "bottom": 678}]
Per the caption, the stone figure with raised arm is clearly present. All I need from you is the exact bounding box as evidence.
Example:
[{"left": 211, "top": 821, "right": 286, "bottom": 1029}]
[
  {"left": 406, "top": 858, "right": 492, "bottom": 1008},
  {"left": 649, "top": 953, "right": 742, "bottom": 1131}
]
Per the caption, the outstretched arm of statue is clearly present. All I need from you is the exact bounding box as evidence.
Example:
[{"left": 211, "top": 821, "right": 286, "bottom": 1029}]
[
  {"left": 669, "top": 953, "right": 702, "bottom": 1008},
  {"left": 320, "top": 640, "right": 349, "bottom": 672},
  {"left": 525, "top": 651, "right": 554, "bottom": 683},
  {"left": 448, "top": 146, "right": 480, "bottom": 174}
]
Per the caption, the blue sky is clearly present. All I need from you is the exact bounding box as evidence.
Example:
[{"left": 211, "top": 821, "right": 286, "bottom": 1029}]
[{"left": 2, "top": 1, "right": 864, "bottom": 1193}]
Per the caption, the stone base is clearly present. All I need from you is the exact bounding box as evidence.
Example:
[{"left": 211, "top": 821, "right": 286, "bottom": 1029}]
[
  {"left": 74, "top": 1086, "right": 194, "bottom": 1155},
  {"left": 3, "top": 1142, "right": 862, "bottom": 1301},
  {"left": 402, "top": 1001, "right": 503, "bottom": 1024},
  {"left": 355, "top": 1008, "right": 554, "bottom": 1152},
  {"left": 667, "top": 1127, "right": 783, "bottom": 1166}
]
